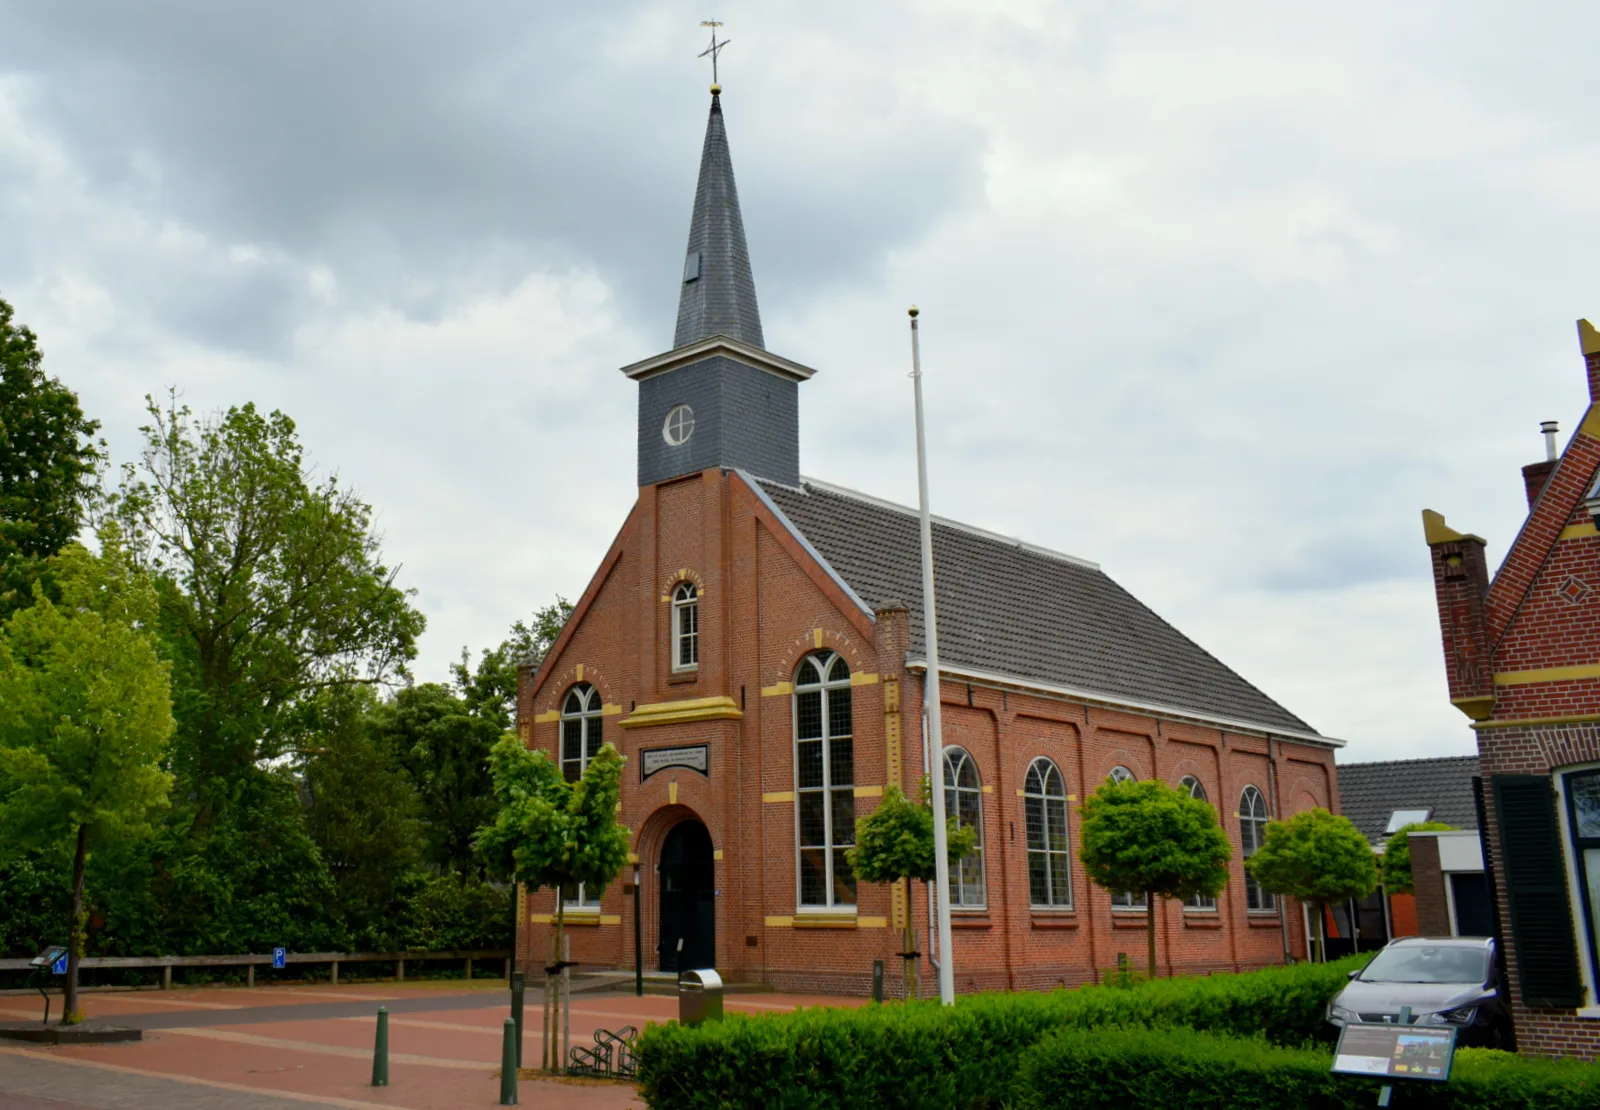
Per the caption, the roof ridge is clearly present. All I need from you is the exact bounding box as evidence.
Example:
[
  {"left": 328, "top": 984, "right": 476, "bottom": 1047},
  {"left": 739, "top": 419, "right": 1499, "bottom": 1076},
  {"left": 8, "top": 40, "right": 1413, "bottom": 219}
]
[
  {"left": 1339, "top": 754, "right": 1479, "bottom": 768},
  {"left": 794, "top": 475, "right": 1101, "bottom": 571}
]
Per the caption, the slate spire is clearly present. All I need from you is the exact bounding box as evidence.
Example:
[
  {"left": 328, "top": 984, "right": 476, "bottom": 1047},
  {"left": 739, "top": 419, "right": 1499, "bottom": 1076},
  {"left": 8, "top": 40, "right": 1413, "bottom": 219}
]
[{"left": 674, "top": 87, "right": 764, "bottom": 349}]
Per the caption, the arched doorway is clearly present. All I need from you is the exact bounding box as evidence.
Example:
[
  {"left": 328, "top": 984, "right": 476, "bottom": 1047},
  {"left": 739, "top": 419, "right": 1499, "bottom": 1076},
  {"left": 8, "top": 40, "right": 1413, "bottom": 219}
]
[{"left": 659, "top": 819, "right": 715, "bottom": 972}]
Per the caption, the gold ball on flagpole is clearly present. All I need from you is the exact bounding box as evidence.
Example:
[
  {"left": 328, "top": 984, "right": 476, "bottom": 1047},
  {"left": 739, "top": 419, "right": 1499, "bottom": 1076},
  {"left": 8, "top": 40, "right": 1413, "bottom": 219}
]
[
  {"left": 908, "top": 305, "right": 920, "bottom": 318},
  {"left": 710, "top": 83, "right": 721, "bottom": 95}
]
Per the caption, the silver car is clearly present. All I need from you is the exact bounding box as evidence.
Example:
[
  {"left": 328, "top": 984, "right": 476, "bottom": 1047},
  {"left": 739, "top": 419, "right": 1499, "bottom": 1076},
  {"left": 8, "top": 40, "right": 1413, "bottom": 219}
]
[{"left": 1326, "top": 936, "right": 1509, "bottom": 1049}]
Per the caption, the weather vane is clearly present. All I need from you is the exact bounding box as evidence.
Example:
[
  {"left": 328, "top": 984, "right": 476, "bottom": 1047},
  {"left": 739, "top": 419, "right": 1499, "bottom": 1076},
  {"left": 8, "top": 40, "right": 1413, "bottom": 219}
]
[{"left": 699, "top": 20, "right": 730, "bottom": 86}]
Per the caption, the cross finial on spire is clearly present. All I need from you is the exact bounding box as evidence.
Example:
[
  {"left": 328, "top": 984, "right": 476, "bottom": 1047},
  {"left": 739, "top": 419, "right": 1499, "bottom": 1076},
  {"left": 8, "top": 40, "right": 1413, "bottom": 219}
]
[{"left": 699, "top": 20, "right": 730, "bottom": 88}]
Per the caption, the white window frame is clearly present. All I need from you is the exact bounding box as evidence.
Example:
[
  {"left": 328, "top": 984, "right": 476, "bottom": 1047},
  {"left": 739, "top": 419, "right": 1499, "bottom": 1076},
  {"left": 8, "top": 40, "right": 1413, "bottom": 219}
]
[
  {"left": 1024, "top": 757, "right": 1072, "bottom": 909},
  {"left": 662, "top": 404, "right": 695, "bottom": 446},
  {"left": 671, "top": 582, "right": 699, "bottom": 672},
  {"left": 1240, "top": 784, "right": 1274, "bottom": 913},
  {"left": 1180, "top": 775, "right": 1218, "bottom": 911},
  {"left": 560, "top": 683, "right": 604, "bottom": 909},
  {"left": 1553, "top": 761, "right": 1600, "bottom": 1013},
  {"left": 942, "top": 746, "right": 986, "bottom": 909},
  {"left": 793, "top": 651, "right": 856, "bottom": 911},
  {"left": 1106, "top": 766, "right": 1146, "bottom": 910}
]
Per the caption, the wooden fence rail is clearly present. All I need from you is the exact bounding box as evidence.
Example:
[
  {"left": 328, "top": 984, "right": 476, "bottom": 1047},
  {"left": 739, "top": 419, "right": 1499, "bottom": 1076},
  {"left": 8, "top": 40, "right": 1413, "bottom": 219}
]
[{"left": 0, "top": 949, "right": 511, "bottom": 989}]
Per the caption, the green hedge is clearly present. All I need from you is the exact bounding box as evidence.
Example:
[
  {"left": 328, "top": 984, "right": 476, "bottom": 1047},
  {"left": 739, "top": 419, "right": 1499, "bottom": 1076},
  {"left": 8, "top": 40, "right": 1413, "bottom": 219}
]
[
  {"left": 1017, "top": 1026, "right": 1600, "bottom": 1110},
  {"left": 636, "top": 957, "right": 1369, "bottom": 1110}
]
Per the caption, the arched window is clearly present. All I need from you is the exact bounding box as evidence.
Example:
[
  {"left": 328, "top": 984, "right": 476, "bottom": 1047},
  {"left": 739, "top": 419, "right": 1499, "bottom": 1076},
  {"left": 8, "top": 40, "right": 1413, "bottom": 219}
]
[
  {"left": 794, "top": 651, "right": 855, "bottom": 909},
  {"left": 1106, "top": 766, "right": 1146, "bottom": 909},
  {"left": 560, "top": 683, "right": 604, "bottom": 908},
  {"left": 942, "top": 747, "right": 985, "bottom": 908},
  {"left": 1180, "top": 776, "right": 1216, "bottom": 910},
  {"left": 672, "top": 582, "right": 699, "bottom": 671},
  {"left": 1240, "top": 785, "right": 1274, "bottom": 912},
  {"left": 1024, "top": 757, "right": 1071, "bottom": 908}
]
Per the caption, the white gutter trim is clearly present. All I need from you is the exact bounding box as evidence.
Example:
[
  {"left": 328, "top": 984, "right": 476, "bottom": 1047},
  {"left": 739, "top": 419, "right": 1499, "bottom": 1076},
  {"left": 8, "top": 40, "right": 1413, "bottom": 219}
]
[
  {"left": 904, "top": 659, "right": 1344, "bottom": 748},
  {"left": 737, "top": 470, "right": 876, "bottom": 622}
]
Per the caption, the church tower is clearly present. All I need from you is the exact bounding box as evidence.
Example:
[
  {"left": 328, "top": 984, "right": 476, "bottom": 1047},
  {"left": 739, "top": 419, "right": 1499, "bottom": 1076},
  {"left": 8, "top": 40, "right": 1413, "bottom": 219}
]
[{"left": 620, "top": 86, "right": 815, "bottom": 489}]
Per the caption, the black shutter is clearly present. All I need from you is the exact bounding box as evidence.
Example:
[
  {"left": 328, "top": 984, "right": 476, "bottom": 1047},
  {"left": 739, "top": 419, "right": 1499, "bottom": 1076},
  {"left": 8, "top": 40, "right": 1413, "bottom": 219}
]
[
  {"left": 1473, "top": 775, "right": 1518, "bottom": 1051},
  {"left": 1493, "top": 774, "right": 1585, "bottom": 1008}
]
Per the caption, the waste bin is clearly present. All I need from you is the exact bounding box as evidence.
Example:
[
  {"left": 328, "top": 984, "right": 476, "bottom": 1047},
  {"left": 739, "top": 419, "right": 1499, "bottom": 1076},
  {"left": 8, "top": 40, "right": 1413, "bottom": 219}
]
[{"left": 678, "top": 968, "right": 723, "bottom": 1026}]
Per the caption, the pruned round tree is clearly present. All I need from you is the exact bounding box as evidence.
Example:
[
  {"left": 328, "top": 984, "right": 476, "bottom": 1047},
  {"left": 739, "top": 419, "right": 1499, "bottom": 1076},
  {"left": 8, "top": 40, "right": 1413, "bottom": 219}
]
[
  {"left": 1380, "top": 821, "right": 1455, "bottom": 895},
  {"left": 476, "top": 736, "right": 629, "bottom": 1071},
  {"left": 1245, "top": 807, "right": 1378, "bottom": 963},
  {"left": 1078, "top": 777, "right": 1231, "bottom": 979},
  {"left": 846, "top": 779, "right": 977, "bottom": 1000}
]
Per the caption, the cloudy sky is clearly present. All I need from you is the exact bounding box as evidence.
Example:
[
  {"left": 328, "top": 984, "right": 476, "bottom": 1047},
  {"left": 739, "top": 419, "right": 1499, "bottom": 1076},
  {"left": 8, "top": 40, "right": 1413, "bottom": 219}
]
[{"left": 3, "top": 1, "right": 1597, "bottom": 763}]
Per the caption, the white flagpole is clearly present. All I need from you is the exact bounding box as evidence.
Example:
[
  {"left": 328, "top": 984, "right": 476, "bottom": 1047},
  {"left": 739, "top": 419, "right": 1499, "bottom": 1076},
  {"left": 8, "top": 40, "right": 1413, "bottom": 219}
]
[{"left": 909, "top": 305, "right": 956, "bottom": 1006}]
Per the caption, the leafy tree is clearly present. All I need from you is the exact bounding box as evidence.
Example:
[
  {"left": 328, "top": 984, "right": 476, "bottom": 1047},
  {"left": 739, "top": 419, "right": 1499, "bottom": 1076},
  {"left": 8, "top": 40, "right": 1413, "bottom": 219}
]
[
  {"left": 110, "top": 391, "right": 425, "bottom": 785},
  {"left": 0, "top": 537, "right": 174, "bottom": 1020},
  {"left": 0, "top": 298, "right": 102, "bottom": 616},
  {"left": 1380, "top": 821, "right": 1455, "bottom": 895},
  {"left": 847, "top": 779, "right": 976, "bottom": 1000},
  {"left": 476, "top": 736, "right": 629, "bottom": 1071},
  {"left": 453, "top": 598, "right": 572, "bottom": 732},
  {"left": 301, "top": 685, "right": 425, "bottom": 946},
  {"left": 1245, "top": 808, "right": 1378, "bottom": 963},
  {"left": 1078, "top": 778, "right": 1232, "bottom": 980}
]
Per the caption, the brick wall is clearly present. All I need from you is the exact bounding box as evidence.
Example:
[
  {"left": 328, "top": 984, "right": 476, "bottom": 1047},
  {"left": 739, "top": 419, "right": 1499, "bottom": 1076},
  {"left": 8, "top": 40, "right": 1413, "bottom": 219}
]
[
  {"left": 518, "top": 467, "right": 1336, "bottom": 995},
  {"left": 1409, "top": 835, "right": 1449, "bottom": 936}
]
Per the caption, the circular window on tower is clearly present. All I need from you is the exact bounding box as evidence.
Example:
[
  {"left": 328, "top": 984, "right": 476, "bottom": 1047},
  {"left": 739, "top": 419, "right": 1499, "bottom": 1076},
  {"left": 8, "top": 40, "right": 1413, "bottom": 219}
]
[{"left": 662, "top": 404, "right": 695, "bottom": 447}]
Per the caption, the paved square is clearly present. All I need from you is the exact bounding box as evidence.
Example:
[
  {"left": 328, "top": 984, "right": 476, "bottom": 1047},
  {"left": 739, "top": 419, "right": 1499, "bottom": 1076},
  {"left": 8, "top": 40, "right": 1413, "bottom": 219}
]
[{"left": 0, "top": 981, "right": 859, "bottom": 1108}]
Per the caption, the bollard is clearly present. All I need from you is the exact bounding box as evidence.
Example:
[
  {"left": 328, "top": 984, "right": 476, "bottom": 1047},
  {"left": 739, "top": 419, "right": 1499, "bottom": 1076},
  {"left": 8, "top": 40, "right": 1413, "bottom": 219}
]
[
  {"left": 510, "top": 971, "right": 526, "bottom": 1067},
  {"left": 499, "top": 1017, "right": 519, "bottom": 1105},
  {"left": 371, "top": 1007, "right": 389, "bottom": 1087}
]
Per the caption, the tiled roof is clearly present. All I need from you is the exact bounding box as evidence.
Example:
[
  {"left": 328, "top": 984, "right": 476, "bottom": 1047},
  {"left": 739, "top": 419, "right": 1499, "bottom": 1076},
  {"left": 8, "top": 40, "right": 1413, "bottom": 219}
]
[
  {"left": 674, "top": 92, "right": 764, "bottom": 350},
  {"left": 1337, "top": 755, "right": 1482, "bottom": 845},
  {"left": 754, "top": 476, "right": 1323, "bottom": 740}
]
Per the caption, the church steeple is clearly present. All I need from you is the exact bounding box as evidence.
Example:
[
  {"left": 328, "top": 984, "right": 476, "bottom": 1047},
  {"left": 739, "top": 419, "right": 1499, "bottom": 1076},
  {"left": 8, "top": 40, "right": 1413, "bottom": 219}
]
[{"left": 674, "top": 87, "right": 764, "bottom": 349}]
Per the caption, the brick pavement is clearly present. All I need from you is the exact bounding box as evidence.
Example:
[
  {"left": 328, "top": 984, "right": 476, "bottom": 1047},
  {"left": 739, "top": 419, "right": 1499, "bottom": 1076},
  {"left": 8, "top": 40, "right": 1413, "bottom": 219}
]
[{"left": 0, "top": 981, "right": 854, "bottom": 1109}]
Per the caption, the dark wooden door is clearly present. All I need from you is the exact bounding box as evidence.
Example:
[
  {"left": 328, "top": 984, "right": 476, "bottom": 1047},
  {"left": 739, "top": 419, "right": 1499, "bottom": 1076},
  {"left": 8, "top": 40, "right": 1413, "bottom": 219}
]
[{"left": 659, "top": 820, "right": 715, "bottom": 972}]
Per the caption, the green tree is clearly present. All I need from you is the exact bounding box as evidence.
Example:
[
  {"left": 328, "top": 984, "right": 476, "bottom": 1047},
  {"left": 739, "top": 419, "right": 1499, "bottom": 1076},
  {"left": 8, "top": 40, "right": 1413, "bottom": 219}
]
[
  {"left": 0, "top": 298, "right": 102, "bottom": 616},
  {"left": 476, "top": 736, "right": 629, "bottom": 1071},
  {"left": 453, "top": 598, "right": 572, "bottom": 732},
  {"left": 1380, "top": 821, "right": 1455, "bottom": 896},
  {"left": 1245, "top": 808, "right": 1378, "bottom": 963},
  {"left": 1078, "top": 778, "right": 1232, "bottom": 980},
  {"left": 111, "top": 391, "right": 425, "bottom": 784},
  {"left": 301, "top": 685, "right": 426, "bottom": 948},
  {"left": 847, "top": 779, "right": 976, "bottom": 1000},
  {"left": 0, "top": 538, "right": 174, "bottom": 1020}
]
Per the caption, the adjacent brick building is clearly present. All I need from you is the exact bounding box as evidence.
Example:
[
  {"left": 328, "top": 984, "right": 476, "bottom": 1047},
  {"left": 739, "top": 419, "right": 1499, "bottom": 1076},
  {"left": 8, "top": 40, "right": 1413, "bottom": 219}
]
[
  {"left": 1423, "top": 319, "right": 1600, "bottom": 1056},
  {"left": 515, "top": 86, "right": 1342, "bottom": 996}
]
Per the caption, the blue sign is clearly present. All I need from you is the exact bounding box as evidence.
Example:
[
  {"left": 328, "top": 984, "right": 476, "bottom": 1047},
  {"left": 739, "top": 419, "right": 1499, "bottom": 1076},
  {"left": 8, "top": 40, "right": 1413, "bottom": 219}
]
[
  {"left": 51, "top": 954, "right": 67, "bottom": 975},
  {"left": 272, "top": 947, "right": 286, "bottom": 970}
]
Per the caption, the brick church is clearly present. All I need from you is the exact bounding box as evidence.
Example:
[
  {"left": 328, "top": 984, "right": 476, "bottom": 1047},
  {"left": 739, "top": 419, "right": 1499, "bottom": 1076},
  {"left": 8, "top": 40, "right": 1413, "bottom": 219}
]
[
  {"left": 1423, "top": 320, "right": 1600, "bottom": 1057},
  {"left": 515, "top": 85, "right": 1341, "bottom": 995}
]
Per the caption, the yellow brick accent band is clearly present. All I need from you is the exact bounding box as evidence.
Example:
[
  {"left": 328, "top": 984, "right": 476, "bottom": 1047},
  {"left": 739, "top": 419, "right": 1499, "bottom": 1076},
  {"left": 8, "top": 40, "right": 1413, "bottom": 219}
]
[
  {"left": 981, "top": 785, "right": 994, "bottom": 794},
  {"left": 533, "top": 710, "right": 560, "bottom": 724},
  {"left": 600, "top": 915, "right": 622, "bottom": 926},
  {"left": 529, "top": 914, "right": 553, "bottom": 924},
  {"left": 602, "top": 703, "right": 623, "bottom": 716},
  {"left": 794, "top": 913, "right": 858, "bottom": 929},
  {"left": 669, "top": 782, "right": 678, "bottom": 804},
  {"left": 891, "top": 879, "right": 907, "bottom": 931},
  {"left": 762, "top": 791, "right": 795, "bottom": 803},
  {"left": 1560, "top": 521, "right": 1600, "bottom": 542},
  {"left": 813, "top": 628, "right": 824, "bottom": 649},
  {"left": 1494, "top": 663, "right": 1600, "bottom": 686},
  {"left": 619, "top": 695, "right": 743, "bottom": 728},
  {"left": 1067, "top": 794, "right": 1077, "bottom": 802},
  {"left": 712, "top": 849, "right": 723, "bottom": 861},
  {"left": 575, "top": 664, "right": 584, "bottom": 682},
  {"left": 884, "top": 679, "right": 900, "bottom": 713},
  {"left": 850, "top": 671, "right": 879, "bottom": 686},
  {"left": 764, "top": 915, "right": 793, "bottom": 928},
  {"left": 761, "top": 681, "right": 793, "bottom": 697},
  {"left": 1473, "top": 713, "right": 1600, "bottom": 730},
  {"left": 853, "top": 785, "right": 883, "bottom": 798},
  {"left": 858, "top": 916, "right": 888, "bottom": 928}
]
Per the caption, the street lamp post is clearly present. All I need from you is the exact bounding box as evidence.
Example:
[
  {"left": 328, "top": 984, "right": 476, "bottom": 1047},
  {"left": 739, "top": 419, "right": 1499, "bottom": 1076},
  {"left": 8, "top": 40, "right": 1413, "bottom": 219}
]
[{"left": 633, "top": 862, "right": 643, "bottom": 997}]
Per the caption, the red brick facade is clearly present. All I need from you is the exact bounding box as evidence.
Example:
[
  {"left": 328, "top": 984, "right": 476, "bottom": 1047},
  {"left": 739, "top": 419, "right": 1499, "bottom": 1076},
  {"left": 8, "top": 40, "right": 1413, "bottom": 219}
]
[
  {"left": 1424, "top": 320, "right": 1600, "bottom": 1057},
  {"left": 515, "top": 466, "right": 1338, "bottom": 996}
]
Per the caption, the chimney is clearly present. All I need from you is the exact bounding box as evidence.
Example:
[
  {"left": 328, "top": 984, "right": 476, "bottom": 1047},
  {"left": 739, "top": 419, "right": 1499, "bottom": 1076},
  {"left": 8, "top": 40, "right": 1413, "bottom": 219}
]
[
  {"left": 1521, "top": 420, "right": 1560, "bottom": 508},
  {"left": 1422, "top": 510, "right": 1495, "bottom": 721}
]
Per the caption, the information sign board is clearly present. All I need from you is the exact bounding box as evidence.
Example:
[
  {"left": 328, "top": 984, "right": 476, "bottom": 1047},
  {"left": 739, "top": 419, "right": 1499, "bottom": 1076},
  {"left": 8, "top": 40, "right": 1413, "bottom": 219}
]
[{"left": 1332, "top": 1023, "right": 1456, "bottom": 1082}]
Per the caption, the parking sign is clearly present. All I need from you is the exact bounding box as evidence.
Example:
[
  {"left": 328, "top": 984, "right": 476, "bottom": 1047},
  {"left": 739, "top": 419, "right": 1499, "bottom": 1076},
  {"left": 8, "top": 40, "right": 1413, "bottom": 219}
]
[
  {"left": 51, "top": 954, "right": 67, "bottom": 975},
  {"left": 272, "top": 947, "right": 286, "bottom": 970}
]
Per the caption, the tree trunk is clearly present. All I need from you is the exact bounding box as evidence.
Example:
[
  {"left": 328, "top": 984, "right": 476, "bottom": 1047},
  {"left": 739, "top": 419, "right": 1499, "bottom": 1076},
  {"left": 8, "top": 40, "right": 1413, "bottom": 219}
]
[
  {"left": 902, "top": 925, "right": 918, "bottom": 1001},
  {"left": 63, "top": 823, "right": 88, "bottom": 1023},
  {"left": 1146, "top": 890, "right": 1157, "bottom": 980},
  {"left": 551, "top": 901, "right": 566, "bottom": 1073}
]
